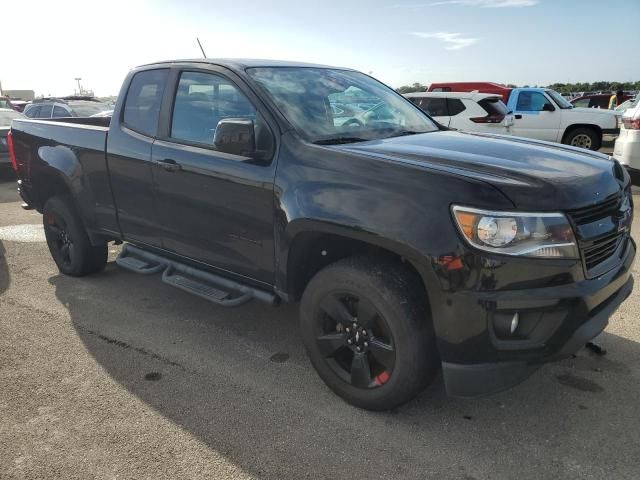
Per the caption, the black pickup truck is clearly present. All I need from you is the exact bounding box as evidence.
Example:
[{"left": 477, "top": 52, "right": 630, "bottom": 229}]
[{"left": 8, "top": 59, "right": 636, "bottom": 410}]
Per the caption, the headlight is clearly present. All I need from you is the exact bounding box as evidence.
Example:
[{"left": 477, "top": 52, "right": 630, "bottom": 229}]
[{"left": 452, "top": 205, "right": 579, "bottom": 258}]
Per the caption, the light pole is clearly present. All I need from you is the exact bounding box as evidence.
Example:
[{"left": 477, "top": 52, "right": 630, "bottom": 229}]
[{"left": 75, "top": 77, "right": 82, "bottom": 95}]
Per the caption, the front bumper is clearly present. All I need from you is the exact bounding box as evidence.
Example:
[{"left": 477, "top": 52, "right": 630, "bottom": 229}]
[
  {"left": 603, "top": 128, "right": 621, "bottom": 143},
  {"left": 440, "top": 237, "right": 635, "bottom": 398}
]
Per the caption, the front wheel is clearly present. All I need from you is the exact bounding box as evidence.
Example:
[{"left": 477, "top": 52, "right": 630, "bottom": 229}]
[
  {"left": 300, "top": 257, "right": 438, "bottom": 410},
  {"left": 563, "top": 127, "right": 601, "bottom": 151},
  {"left": 43, "top": 195, "right": 107, "bottom": 276}
]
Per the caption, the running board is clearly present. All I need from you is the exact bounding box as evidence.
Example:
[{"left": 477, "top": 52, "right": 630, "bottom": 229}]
[{"left": 115, "top": 244, "right": 276, "bottom": 307}]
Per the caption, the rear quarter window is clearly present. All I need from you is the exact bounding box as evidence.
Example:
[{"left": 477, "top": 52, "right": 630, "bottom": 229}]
[
  {"left": 123, "top": 69, "right": 169, "bottom": 137},
  {"left": 52, "top": 106, "right": 70, "bottom": 117},
  {"left": 479, "top": 98, "right": 509, "bottom": 116},
  {"left": 447, "top": 99, "right": 466, "bottom": 116}
]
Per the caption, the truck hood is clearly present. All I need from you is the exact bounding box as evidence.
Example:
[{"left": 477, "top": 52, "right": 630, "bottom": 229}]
[
  {"left": 570, "top": 107, "right": 619, "bottom": 118},
  {"left": 338, "top": 130, "right": 622, "bottom": 211}
]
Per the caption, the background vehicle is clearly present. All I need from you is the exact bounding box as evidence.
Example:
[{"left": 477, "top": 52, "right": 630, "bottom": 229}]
[
  {"left": 570, "top": 93, "right": 633, "bottom": 109},
  {"left": 0, "top": 108, "right": 24, "bottom": 165},
  {"left": 404, "top": 91, "right": 514, "bottom": 134},
  {"left": 0, "top": 96, "right": 15, "bottom": 110},
  {"left": 90, "top": 109, "right": 114, "bottom": 118},
  {"left": 23, "top": 97, "right": 112, "bottom": 119},
  {"left": 614, "top": 96, "right": 640, "bottom": 182},
  {"left": 8, "top": 59, "right": 635, "bottom": 410},
  {"left": 427, "top": 82, "right": 511, "bottom": 103},
  {"left": 427, "top": 83, "right": 619, "bottom": 150},
  {"left": 506, "top": 88, "right": 619, "bottom": 150},
  {"left": 9, "top": 100, "right": 28, "bottom": 112},
  {"left": 616, "top": 98, "right": 636, "bottom": 113}
]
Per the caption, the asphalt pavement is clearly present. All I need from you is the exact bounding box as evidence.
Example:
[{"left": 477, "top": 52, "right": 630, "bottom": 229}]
[{"left": 1, "top": 166, "right": 639, "bottom": 480}]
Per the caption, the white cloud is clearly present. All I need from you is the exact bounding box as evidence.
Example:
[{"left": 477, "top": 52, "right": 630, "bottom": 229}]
[
  {"left": 411, "top": 32, "right": 479, "bottom": 50},
  {"left": 430, "top": 0, "right": 538, "bottom": 7}
]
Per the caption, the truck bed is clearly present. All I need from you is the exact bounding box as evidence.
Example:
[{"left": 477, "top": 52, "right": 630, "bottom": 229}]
[{"left": 10, "top": 117, "right": 118, "bottom": 236}]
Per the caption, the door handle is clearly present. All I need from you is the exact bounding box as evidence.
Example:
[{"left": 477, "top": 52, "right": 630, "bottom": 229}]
[
  {"left": 155, "top": 158, "right": 182, "bottom": 172},
  {"left": 515, "top": 114, "right": 522, "bottom": 119}
]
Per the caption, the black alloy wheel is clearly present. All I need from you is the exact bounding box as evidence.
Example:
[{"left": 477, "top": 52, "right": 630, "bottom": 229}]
[{"left": 316, "top": 292, "right": 395, "bottom": 389}]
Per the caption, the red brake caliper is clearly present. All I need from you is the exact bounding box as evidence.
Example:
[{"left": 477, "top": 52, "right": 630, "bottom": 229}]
[{"left": 374, "top": 371, "right": 390, "bottom": 386}]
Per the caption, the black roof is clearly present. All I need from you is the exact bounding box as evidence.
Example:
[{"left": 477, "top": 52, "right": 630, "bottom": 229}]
[{"left": 139, "top": 58, "right": 348, "bottom": 71}]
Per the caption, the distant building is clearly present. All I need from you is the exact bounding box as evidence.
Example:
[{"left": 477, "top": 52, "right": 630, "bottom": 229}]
[{"left": 3, "top": 90, "right": 35, "bottom": 101}]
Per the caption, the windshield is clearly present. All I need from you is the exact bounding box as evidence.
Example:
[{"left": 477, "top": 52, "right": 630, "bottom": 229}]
[
  {"left": 247, "top": 67, "right": 438, "bottom": 143},
  {"left": 67, "top": 101, "right": 112, "bottom": 117},
  {"left": 0, "top": 110, "right": 24, "bottom": 126},
  {"left": 545, "top": 89, "right": 573, "bottom": 109}
]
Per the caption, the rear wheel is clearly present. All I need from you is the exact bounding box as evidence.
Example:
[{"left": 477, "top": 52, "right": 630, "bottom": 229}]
[
  {"left": 300, "top": 256, "right": 438, "bottom": 410},
  {"left": 564, "top": 127, "right": 601, "bottom": 151},
  {"left": 43, "top": 195, "right": 107, "bottom": 276}
]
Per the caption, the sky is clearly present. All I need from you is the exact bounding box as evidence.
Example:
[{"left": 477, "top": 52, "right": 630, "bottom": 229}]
[{"left": 2, "top": 0, "right": 639, "bottom": 97}]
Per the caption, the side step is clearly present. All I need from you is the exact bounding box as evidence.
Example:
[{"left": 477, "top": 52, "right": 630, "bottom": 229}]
[
  {"left": 115, "top": 244, "right": 276, "bottom": 307},
  {"left": 116, "top": 247, "right": 165, "bottom": 274}
]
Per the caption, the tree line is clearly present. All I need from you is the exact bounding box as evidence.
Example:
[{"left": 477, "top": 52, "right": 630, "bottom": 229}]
[{"left": 396, "top": 81, "right": 640, "bottom": 94}]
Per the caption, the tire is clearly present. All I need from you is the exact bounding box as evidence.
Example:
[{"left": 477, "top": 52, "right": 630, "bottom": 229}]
[
  {"left": 43, "top": 195, "right": 107, "bottom": 276},
  {"left": 563, "top": 127, "right": 601, "bottom": 151},
  {"left": 300, "top": 256, "right": 438, "bottom": 410}
]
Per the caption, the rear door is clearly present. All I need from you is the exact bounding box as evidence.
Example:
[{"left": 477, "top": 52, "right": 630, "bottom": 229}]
[
  {"left": 107, "top": 68, "right": 169, "bottom": 246},
  {"left": 510, "top": 90, "right": 561, "bottom": 142},
  {"left": 150, "top": 67, "right": 278, "bottom": 285}
]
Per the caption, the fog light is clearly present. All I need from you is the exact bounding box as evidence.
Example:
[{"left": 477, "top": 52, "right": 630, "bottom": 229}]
[{"left": 510, "top": 312, "right": 519, "bottom": 335}]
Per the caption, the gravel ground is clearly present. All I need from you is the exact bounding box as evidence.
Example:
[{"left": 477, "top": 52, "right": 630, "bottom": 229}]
[{"left": 0, "top": 166, "right": 639, "bottom": 480}]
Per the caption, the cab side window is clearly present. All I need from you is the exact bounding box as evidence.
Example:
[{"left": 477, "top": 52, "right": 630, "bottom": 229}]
[
  {"left": 171, "top": 71, "right": 257, "bottom": 146},
  {"left": 123, "top": 69, "right": 169, "bottom": 137},
  {"left": 516, "top": 92, "right": 548, "bottom": 112}
]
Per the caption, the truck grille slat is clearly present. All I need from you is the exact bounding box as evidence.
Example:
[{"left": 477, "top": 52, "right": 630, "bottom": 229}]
[
  {"left": 567, "top": 192, "right": 627, "bottom": 275},
  {"left": 568, "top": 194, "right": 621, "bottom": 224}
]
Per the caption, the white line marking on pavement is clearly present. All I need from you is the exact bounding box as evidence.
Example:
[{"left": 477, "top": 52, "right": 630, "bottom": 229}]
[{"left": 0, "top": 224, "right": 46, "bottom": 242}]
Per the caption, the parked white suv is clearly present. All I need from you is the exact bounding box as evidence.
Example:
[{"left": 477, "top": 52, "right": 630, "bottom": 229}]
[
  {"left": 404, "top": 92, "right": 514, "bottom": 135},
  {"left": 613, "top": 96, "right": 640, "bottom": 176}
]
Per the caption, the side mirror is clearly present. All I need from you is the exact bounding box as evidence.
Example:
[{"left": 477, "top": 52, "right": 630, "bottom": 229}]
[
  {"left": 213, "top": 118, "right": 255, "bottom": 156},
  {"left": 542, "top": 103, "right": 555, "bottom": 112}
]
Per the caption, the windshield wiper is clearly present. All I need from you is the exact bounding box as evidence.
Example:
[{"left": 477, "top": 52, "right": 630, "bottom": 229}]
[
  {"left": 313, "top": 137, "right": 369, "bottom": 145},
  {"left": 388, "top": 130, "right": 430, "bottom": 138}
]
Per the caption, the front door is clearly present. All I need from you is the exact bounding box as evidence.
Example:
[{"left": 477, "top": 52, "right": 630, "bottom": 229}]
[
  {"left": 511, "top": 91, "right": 561, "bottom": 142},
  {"left": 151, "top": 69, "right": 277, "bottom": 285}
]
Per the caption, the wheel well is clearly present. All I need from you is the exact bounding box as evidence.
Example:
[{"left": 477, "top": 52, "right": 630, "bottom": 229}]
[
  {"left": 286, "top": 232, "right": 427, "bottom": 303},
  {"left": 31, "top": 172, "right": 71, "bottom": 211},
  {"left": 562, "top": 124, "right": 602, "bottom": 143}
]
